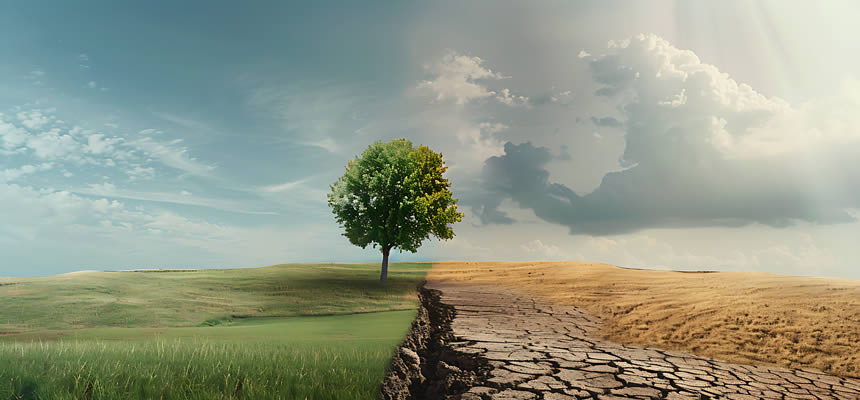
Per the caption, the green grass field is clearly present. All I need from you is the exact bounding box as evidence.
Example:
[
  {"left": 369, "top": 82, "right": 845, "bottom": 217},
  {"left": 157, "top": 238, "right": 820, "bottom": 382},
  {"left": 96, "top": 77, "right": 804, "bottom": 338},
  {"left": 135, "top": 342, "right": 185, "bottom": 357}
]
[{"left": 0, "top": 263, "right": 429, "bottom": 400}]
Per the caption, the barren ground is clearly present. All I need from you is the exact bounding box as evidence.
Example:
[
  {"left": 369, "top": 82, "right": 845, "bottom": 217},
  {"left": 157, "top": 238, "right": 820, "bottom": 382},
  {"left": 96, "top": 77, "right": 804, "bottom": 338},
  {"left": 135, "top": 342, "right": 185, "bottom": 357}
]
[{"left": 427, "top": 262, "right": 860, "bottom": 378}]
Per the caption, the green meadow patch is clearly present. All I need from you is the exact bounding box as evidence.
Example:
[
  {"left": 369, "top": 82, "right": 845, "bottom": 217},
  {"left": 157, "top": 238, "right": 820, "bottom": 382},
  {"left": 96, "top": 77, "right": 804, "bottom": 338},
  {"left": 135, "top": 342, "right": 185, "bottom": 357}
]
[{"left": 0, "top": 263, "right": 429, "bottom": 399}]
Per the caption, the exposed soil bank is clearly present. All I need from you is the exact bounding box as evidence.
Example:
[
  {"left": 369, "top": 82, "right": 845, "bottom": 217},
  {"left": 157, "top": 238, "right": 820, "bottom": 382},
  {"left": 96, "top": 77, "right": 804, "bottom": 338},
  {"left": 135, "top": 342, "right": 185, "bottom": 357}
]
[
  {"left": 395, "top": 281, "right": 860, "bottom": 399},
  {"left": 428, "top": 261, "right": 860, "bottom": 378},
  {"left": 380, "top": 283, "right": 490, "bottom": 400}
]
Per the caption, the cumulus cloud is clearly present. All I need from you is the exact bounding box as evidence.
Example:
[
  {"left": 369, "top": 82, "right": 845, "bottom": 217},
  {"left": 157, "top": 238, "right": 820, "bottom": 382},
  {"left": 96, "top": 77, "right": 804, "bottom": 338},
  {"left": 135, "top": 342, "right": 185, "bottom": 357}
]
[
  {"left": 476, "top": 34, "right": 860, "bottom": 235},
  {"left": 417, "top": 50, "right": 527, "bottom": 106},
  {"left": 452, "top": 122, "right": 508, "bottom": 166},
  {"left": 2, "top": 107, "right": 215, "bottom": 181},
  {"left": 525, "top": 89, "right": 573, "bottom": 107},
  {"left": 0, "top": 183, "right": 128, "bottom": 241},
  {"left": 85, "top": 133, "right": 121, "bottom": 155},
  {"left": 3, "top": 110, "right": 123, "bottom": 162},
  {"left": 0, "top": 119, "right": 29, "bottom": 151},
  {"left": 26, "top": 128, "right": 81, "bottom": 159},
  {"left": 17, "top": 109, "right": 53, "bottom": 130},
  {"left": 495, "top": 88, "right": 529, "bottom": 107},
  {"left": 0, "top": 163, "right": 53, "bottom": 182},
  {"left": 125, "top": 164, "right": 156, "bottom": 180},
  {"left": 417, "top": 50, "right": 504, "bottom": 104}
]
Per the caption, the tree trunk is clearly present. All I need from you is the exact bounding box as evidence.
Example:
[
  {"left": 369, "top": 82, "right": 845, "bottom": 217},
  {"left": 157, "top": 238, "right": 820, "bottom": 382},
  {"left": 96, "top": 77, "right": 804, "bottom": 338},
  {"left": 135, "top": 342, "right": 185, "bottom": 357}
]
[{"left": 380, "top": 247, "right": 390, "bottom": 285}]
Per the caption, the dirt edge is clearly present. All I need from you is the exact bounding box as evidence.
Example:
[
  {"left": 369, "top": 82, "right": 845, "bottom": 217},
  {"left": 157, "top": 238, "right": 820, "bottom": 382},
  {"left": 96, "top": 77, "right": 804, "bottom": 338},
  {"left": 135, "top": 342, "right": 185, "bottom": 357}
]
[{"left": 380, "top": 283, "right": 490, "bottom": 400}]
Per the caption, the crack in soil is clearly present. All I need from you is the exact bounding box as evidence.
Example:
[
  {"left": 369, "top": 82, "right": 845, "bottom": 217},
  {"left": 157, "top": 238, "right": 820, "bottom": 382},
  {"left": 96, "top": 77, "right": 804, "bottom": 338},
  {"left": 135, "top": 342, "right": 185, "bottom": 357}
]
[
  {"left": 384, "top": 281, "right": 860, "bottom": 400},
  {"left": 381, "top": 283, "right": 491, "bottom": 400}
]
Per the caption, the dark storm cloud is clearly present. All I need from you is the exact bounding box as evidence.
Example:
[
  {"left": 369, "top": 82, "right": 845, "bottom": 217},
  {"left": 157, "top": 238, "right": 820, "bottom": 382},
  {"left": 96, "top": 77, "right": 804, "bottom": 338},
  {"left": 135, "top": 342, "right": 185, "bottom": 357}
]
[
  {"left": 470, "top": 196, "right": 516, "bottom": 225},
  {"left": 473, "top": 35, "right": 860, "bottom": 235},
  {"left": 478, "top": 141, "right": 859, "bottom": 235}
]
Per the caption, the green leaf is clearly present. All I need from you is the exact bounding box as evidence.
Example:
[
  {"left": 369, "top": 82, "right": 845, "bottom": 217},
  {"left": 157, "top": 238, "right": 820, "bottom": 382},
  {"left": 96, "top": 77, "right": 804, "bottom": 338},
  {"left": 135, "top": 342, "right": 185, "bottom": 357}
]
[{"left": 327, "top": 139, "right": 463, "bottom": 254}]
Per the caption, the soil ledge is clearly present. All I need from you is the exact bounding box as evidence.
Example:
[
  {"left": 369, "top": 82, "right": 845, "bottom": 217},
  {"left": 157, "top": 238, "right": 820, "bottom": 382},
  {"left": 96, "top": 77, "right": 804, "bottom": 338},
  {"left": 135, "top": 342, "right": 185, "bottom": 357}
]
[{"left": 380, "top": 283, "right": 491, "bottom": 400}]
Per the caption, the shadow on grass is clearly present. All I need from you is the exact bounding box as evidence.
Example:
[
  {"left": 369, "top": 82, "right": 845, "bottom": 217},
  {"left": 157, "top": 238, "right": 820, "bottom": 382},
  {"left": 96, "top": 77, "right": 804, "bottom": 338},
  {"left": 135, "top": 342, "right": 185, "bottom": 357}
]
[{"left": 10, "top": 377, "right": 39, "bottom": 400}]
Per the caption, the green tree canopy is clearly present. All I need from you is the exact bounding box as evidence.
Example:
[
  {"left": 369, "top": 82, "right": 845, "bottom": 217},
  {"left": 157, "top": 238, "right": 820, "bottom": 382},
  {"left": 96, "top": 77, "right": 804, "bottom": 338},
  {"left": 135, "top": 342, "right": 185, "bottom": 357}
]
[{"left": 327, "top": 139, "right": 463, "bottom": 284}]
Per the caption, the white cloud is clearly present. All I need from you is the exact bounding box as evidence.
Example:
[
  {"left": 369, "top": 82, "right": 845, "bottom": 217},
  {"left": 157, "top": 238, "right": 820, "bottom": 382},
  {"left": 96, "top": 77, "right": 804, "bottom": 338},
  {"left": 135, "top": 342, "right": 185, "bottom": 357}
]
[
  {"left": 0, "top": 163, "right": 53, "bottom": 182},
  {"left": 303, "top": 137, "right": 340, "bottom": 153},
  {"left": 658, "top": 89, "right": 687, "bottom": 108},
  {"left": 261, "top": 178, "right": 309, "bottom": 193},
  {"left": 17, "top": 109, "right": 53, "bottom": 130},
  {"left": 125, "top": 165, "right": 155, "bottom": 180},
  {"left": 77, "top": 183, "right": 278, "bottom": 215},
  {"left": 520, "top": 239, "right": 583, "bottom": 260},
  {"left": 550, "top": 90, "right": 573, "bottom": 104},
  {"left": 85, "top": 133, "right": 121, "bottom": 155},
  {"left": 495, "top": 88, "right": 529, "bottom": 107},
  {"left": 416, "top": 50, "right": 509, "bottom": 105},
  {"left": 0, "top": 119, "right": 29, "bottom": 150},
  {"left": 478, "top": 34, "right": 860, "bottom": 235},
  {"left": 459, "top": 122, "right": 507, "bottom": 161},
  {"left": 4, "top": 110, "right": 149, "bottom": 173},
  {"left": 26, "top": 128, "right": 81, "bottom": 159},
  {"left": 152, "top": 111, "right": 215, "bottom": 133},
  {"left": 3, "top": 105, "right": 217, "bottom": 183},
  {"left": 0, "top": 182, "right": 298, "bottom": 273},
  {"left": 591, "top": 34, "right": 860, "bottom": 160},
  {"left": 243, "top": 83, "right": 371, "bottom": 154},
  {"left": 575, "top": 231, "right": 842, "bottom": 276},
  {"left": 0, "top": 183, "right": 127, "bottom": 241},
  {"left": 86, "top": 81, "right": 108, "bottom": 91},
  {"left": 577, "top": 50, "right": 591, "bottom": 59},
  {"left": 125, "top": 137, "right": 215, "bottom": 177}
]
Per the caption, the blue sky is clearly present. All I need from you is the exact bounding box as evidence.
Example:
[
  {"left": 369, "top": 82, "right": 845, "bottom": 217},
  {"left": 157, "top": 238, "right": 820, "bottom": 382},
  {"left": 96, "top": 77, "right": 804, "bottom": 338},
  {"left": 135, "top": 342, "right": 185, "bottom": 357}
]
[{"left": 3, "top": 1, "right": 860, "bottom": 278}]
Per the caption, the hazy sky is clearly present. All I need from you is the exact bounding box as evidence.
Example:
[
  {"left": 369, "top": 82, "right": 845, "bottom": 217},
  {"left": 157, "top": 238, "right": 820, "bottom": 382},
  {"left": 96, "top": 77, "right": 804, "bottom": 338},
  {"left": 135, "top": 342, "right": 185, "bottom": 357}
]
[{"left": 2, "top": 1, "right": 860, "bottom": 278}]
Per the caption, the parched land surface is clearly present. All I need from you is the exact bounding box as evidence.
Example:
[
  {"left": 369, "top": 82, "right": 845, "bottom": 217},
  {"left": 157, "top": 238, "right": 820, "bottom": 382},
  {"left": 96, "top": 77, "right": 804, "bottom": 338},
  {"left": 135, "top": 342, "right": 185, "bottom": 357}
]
[
  {"left": 428, "top": 281, "right": 860, "bottom": 399},
  {"left": 428, "top": 262, "right": 860, "bottom": 378}
]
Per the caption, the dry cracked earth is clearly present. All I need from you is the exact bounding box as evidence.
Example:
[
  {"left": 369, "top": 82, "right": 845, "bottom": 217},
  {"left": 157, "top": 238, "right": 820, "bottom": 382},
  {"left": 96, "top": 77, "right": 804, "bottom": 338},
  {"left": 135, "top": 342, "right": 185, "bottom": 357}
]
[{"left": 429, "top": 281, "right": 860, "bottom": 400}]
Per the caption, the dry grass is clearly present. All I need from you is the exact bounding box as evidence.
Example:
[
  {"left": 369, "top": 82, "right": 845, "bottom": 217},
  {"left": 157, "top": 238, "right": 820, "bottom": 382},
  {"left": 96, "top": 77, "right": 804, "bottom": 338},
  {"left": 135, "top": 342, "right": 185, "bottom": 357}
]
[{"left": 428, "top": 261, "right": 860, "bottom": 378}]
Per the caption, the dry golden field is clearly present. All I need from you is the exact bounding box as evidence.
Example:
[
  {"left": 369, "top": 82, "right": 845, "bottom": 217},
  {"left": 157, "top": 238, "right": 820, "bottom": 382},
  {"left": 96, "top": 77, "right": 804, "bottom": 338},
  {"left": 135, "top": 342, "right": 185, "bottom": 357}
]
[{"left": 428, "top": 261, "right": 860, "bottom": 378}]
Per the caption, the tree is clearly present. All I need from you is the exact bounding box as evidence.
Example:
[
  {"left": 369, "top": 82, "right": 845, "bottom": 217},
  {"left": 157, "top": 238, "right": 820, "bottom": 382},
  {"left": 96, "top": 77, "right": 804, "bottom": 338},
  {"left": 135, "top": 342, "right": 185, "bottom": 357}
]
[{"left": 327, "top": 139, "right": 463, "bottom": 284}]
